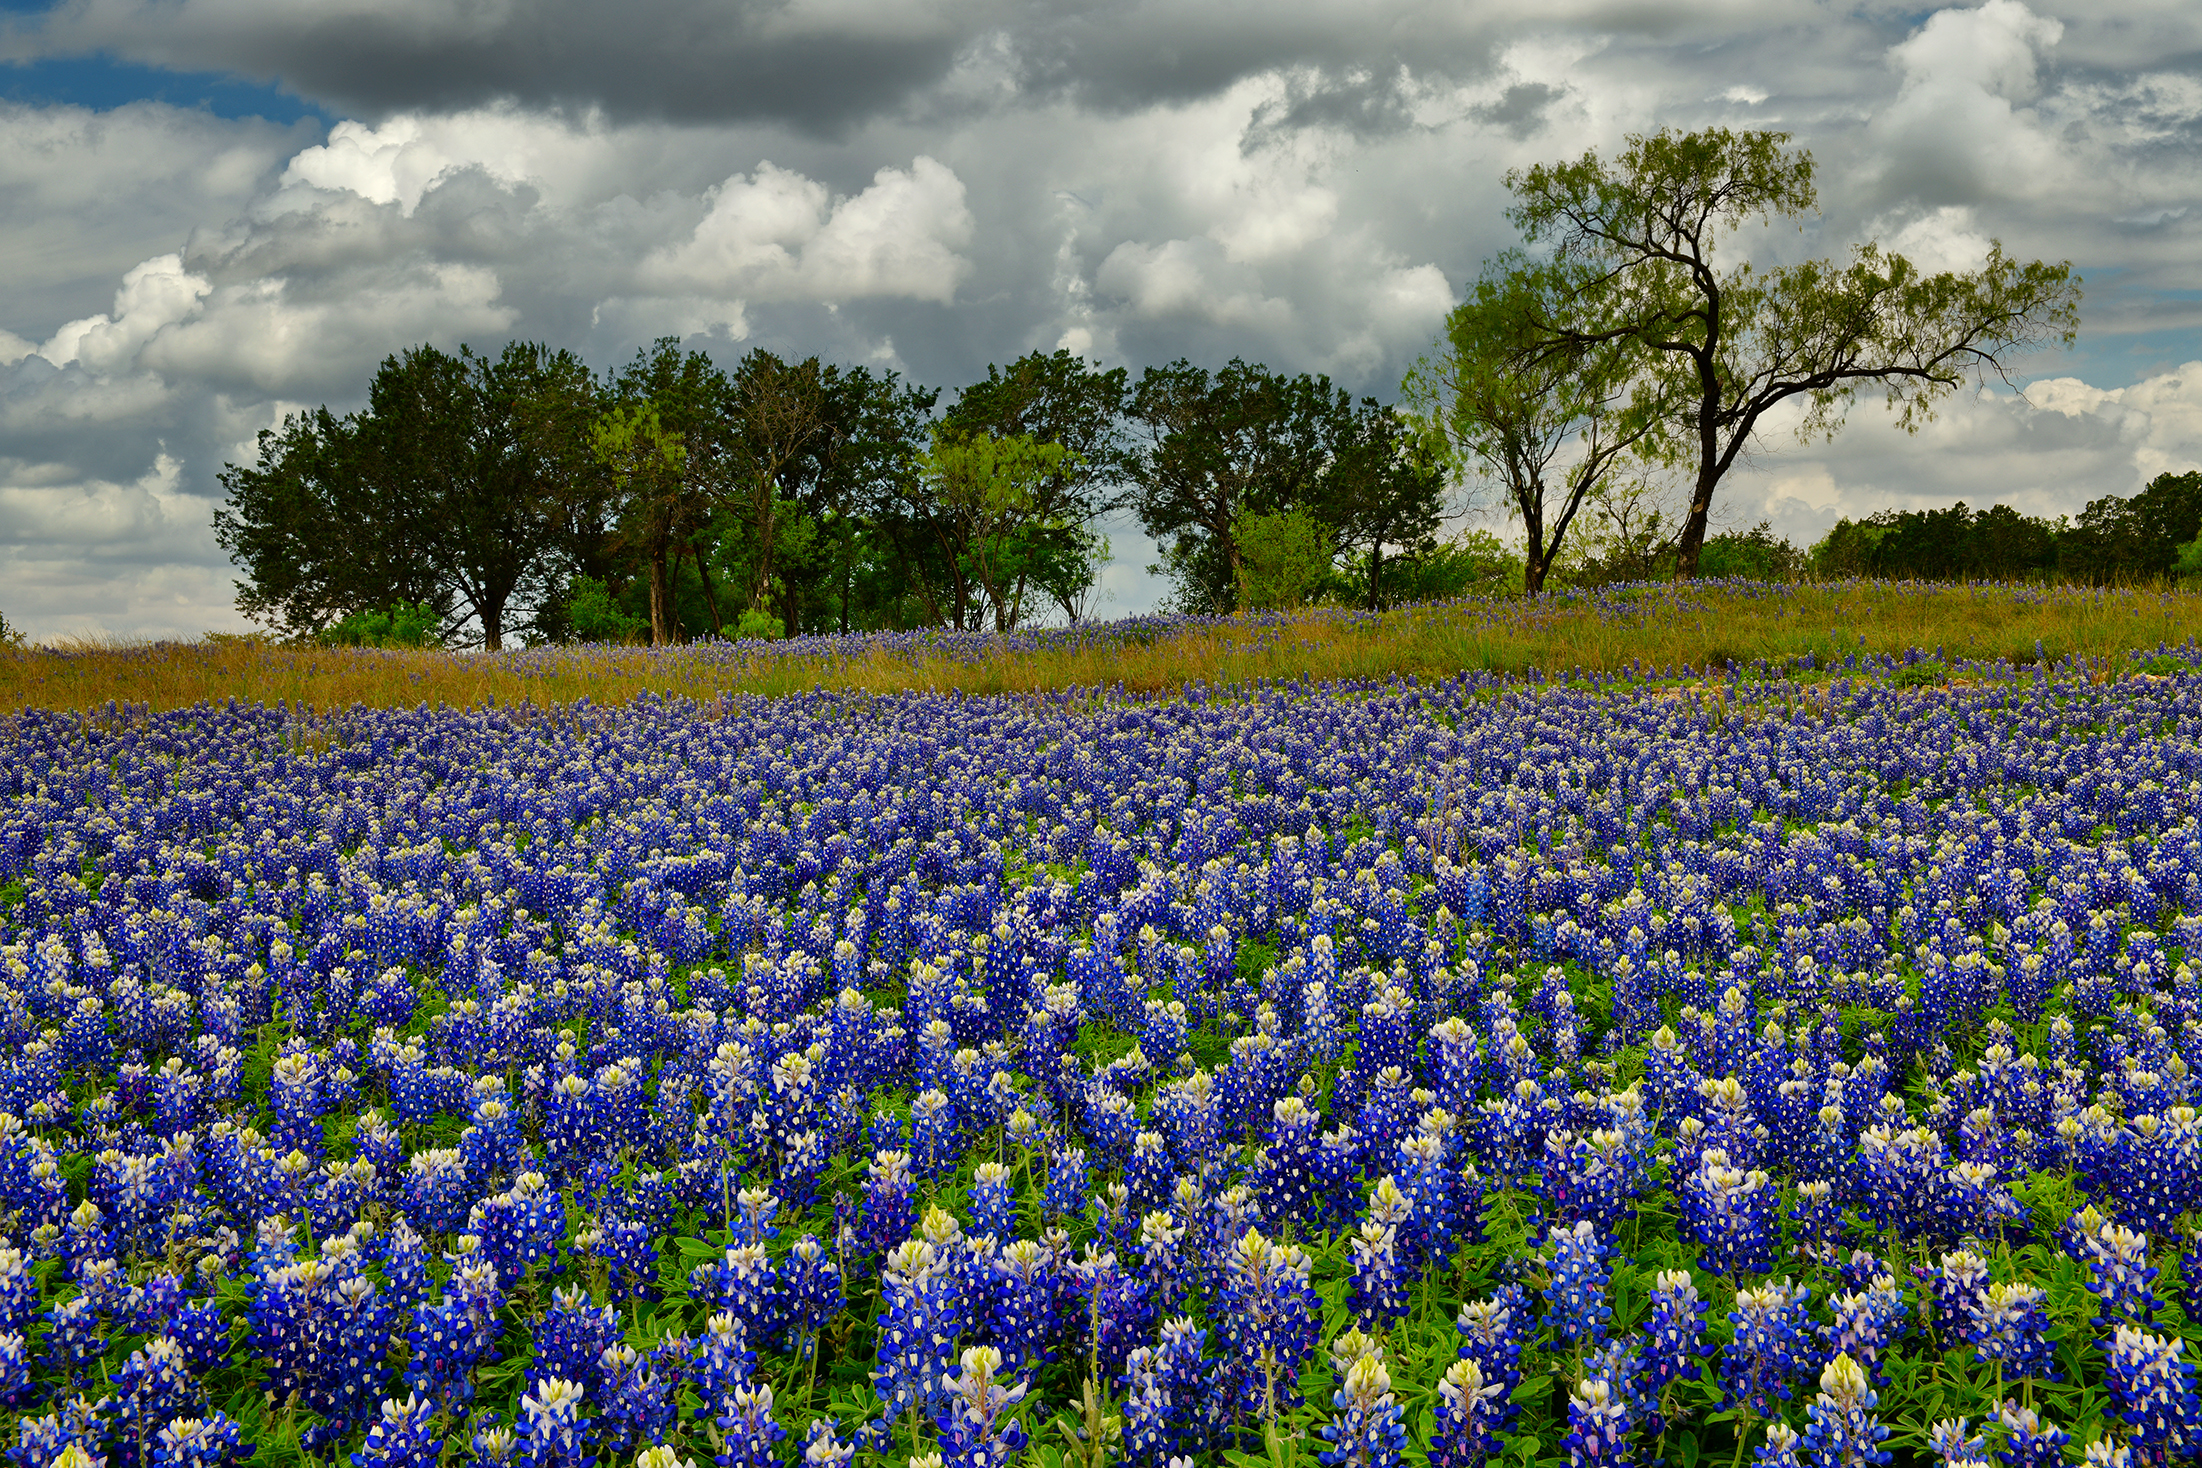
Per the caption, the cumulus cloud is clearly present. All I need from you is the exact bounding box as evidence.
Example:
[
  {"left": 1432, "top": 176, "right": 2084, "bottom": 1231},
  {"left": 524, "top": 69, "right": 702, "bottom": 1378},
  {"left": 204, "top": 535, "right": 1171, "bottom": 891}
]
[{"left": 643, "top": 157, "right": 974, "bottom": 305}]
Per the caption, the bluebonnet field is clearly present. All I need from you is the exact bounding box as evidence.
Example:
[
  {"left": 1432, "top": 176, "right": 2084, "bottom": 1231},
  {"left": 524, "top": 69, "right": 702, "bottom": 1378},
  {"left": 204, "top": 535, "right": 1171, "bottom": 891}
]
[{"left": 1, "top": 616, "right": 2200, "bottom": 1468}]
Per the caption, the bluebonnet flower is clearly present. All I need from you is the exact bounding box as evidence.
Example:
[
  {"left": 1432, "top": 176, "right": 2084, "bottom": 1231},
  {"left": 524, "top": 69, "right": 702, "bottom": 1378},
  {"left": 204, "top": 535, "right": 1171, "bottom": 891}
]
[
  {"left": 1801, "top": 1353, "right": 1893, "bottom": 1468},
  {"left": 1721, "top": 1280, "right": 1814, "bottom": 1416},
  {"left": 862, "top": 1150, "right": 917, "bottom": 1259},
  {"left": 694, "top": 1313, "right": 758, "bottom": 1424},
  {"left": 1255, "top": 1096, "right": 1323, "bottom": 1229},
  {"left": 1542, "top": 1220, "right": 1612, "bottom": 1345},
  {"left": 1827, "top": 1272, "right": 1909, "bottom": 1385},
  {"left": 873, "top": 1230, "right": 964, "bottom": 1433},
  {"left": 149, "top": 1414, "right": 252, "bottom": 1468},
  {"left": 513, "top": 1378, "right": 588, "bottom": 1468},
  {"left": 969, "top": 1162, "right": 1015, "bottom": 1240},
  {"left": 1429, "top": 1357, "right": 1506, "bottom": 1468},
  {"left": 1927, "top": 1418, "right": 1992, "bottom": 1468},
  {"left": 350, "top": 1396, "right": 440, "bottom": 1468},
  {"left": 1319, "top": 1343, "right": 1406, "bottom": 1468},
  {"left": 1992, "top": 1402, "right": 2070, "bottom": 1468},
  {"left": 981, "top": 1238, "right": 1054, "bottom": 1375},
  {"left": 1562, "top": 1377, "right": 1631, "bottom": 1468},
  {"left": 1643, "top": 1269, "right": 1708, "bottom": 1401},
  {"left": 528, "top": 1286, "right": 622, "bottom": 1400},
  {"left": 717, "top": 1381, "right": 787, "bottom": 1468},
  {"left": 1043, "top": 1146, "right": 1090, "bottom": 1227},
  {"left": 1215, "top": 1229, "right": 1322, "bottom": 1426},
  {"left": 936, "top": 1346, "right": 1029, "bottom": 1468},
  {"left": 1455, "top": 1286, "right": 1531, "bottom": 1435},
  {"left": 2105, "top": 1325, "right": 2199, "bottom": 1467},
  {"left": 1928, "top": 1250, "right": 1992, "bottom": 1346},
  {"left": 2071, "top": 1211, "right": 2161, "bottom": 1329},
  {"left": 15, "top": 1399, "right": 114, "bottom": 1468},
  {"left": 113, "top": 1336, "right": 205, "bottom": 1468},
  {"left": 780, "top": 1234, "right": 843, "bottom": 1359},
  {"left": 1124, "top": 1316, "right": 1210, "bottom": 1468},
  {"left": 1977, "top": 1281, "right": 2059, "bottom": 1381},
  {"left": 798, "top": 1418, "right": 856, "bottom": 1468},
  {"left": 1759, "top": 1424, "right": 1807, "bottom": 1468},
  {"left": 1681, "top": 1149, "right": 1779, "bottom": 1279},
  {"left": 1347, "top": 1177, "right": 1412, "bottom": 1333}
]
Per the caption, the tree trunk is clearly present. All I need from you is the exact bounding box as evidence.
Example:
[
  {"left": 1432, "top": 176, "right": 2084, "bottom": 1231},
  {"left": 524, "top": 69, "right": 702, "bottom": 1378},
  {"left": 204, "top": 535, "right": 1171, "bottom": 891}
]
[
  {"left": 1522, "top": 490, "right": 1547, "bottom": 595},
  {"left": 648, "top": 534, "right": 678, "bottom": 645},
  {"left": 481, "top": 595, "right": 504, "bottom": 652},
  {"left": 1368, "top": 541, "right": 1383, "bottom": 611},
  {"left": 1675, "top": 460, "right": 1719, "bottom": 578},
  {"left": 692, "top": 538, "right": 725, "bottom": 638}
]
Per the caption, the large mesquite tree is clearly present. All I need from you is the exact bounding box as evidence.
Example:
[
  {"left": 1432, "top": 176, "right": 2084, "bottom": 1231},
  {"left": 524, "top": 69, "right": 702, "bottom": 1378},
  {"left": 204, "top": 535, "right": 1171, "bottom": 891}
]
[{"left": 1503, "top": 128, "right": 2082, "bottom": 577}]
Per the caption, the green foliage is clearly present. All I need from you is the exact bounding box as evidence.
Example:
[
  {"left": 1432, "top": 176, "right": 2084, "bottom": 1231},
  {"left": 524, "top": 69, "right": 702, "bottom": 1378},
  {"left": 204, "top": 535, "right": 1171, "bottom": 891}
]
[
  {"left": 1233, "top": 508, "right": 1335, "bottom": 610},
  {"left": 2176, "top": 532, "right": 2202, "bottom": 582},
  {"left": 1890, "top": 657, "right": 1948, "bottom": 687},
  {"left": 1808, "top": 517, "right": 1893, "bottom": 578},
  {"left": 917, "top": 429, "right": 1096, "bottom": 631},
  {"left": 1131, "top": 358, "right": 1441, "bottom": 613},
  {"left": 0, "top": 608, "right": 23, "bottom": 648},
  {"left": 318, "top": 600, "right": 442, "bottom": 648},
  {"left": 1697, "top": 521, "right": 1806, "bottom": 581},
  {"left": 1404, "top": 250, "right": 1667, "bottom": 593},
  {"left": 2059, "top": 470, "right": 2202, "bottom": 584},
  {"left": 735, "top": 607, "right": 786, "bottom": 640},
  {"left": 216, "top": 341, "right": 598, "bottom": 649},
  {"left": 562, "top": 575, "right": 648, "bottom": 644}
]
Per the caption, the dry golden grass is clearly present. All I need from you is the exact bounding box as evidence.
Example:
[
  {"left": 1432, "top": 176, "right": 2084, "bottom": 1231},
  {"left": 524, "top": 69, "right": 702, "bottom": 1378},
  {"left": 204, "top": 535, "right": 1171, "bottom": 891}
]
[{"left": 3, "top": 581, "right": 2194, "bottom": 714}]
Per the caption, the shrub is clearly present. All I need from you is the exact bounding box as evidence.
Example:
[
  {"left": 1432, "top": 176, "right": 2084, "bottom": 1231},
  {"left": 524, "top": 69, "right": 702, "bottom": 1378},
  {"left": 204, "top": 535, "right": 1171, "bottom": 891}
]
[
  {"left": 320, "top": 601, "right": 441, "bottom": 648},
  {"left": 565, "top": 577, "right": 647, "bottom": 644},
  {"left": 735, "top": 607, "right": 785, "bottom": 640},
  {"left": 1233, "top": 509, "right": 1334, "bottom": 611}
]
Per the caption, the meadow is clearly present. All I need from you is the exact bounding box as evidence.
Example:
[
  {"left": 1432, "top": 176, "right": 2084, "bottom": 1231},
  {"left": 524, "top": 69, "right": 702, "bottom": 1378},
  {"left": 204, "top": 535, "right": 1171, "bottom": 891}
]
[
  {"left": 6, "top": 578, "right": 2202, "bottom": 712},
  {"left": 0, "top": 581, "right": 2199, "bottom": 1468}
]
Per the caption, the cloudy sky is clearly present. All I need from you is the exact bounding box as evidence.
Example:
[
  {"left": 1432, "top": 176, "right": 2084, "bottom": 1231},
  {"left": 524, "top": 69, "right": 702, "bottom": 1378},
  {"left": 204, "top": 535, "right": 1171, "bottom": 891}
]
[{"left": 1, "top": 0, "right": 2199, "bottom": 638}]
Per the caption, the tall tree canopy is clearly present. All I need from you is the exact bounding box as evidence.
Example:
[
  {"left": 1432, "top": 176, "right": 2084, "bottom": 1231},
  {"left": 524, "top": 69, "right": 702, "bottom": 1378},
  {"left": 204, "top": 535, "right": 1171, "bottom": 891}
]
[
  {"left": 215, "top": 342, "right": 591, "bottom": 648},
  {"left": 1504, "top": 127, "right": 2082, "bottom": 576},
  {"left": 1405, "top": 252, "right": 1665, "bottom": 594},
  {"left": 1128, "top": 358, "right": 1442, "bottom": 612}
]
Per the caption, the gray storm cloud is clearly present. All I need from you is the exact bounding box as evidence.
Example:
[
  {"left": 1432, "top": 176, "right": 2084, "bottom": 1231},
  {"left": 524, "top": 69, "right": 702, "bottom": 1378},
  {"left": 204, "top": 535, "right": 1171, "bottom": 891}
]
[{"left": 0, "top": 0, "right": 2199, "bottom": 638}]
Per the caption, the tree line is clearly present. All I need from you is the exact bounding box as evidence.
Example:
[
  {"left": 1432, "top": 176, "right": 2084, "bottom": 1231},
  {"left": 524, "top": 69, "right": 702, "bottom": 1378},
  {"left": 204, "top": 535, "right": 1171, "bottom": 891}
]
[
  {"left": 215, "top": 342, "right": 1449, "bottom": 648},
  {"left": 218, "top": 125, "right": 2101, "bottom": 645},
  {"left": 1806, "top": 472, "right": 2202, "bottom": 583}
]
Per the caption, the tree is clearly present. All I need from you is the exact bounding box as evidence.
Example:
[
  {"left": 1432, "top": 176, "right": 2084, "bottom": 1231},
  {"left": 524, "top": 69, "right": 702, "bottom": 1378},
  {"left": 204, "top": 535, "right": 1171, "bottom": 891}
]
[
  {"left": 385, "top": 342, "right": 591, "bottom": 650},
  {"left": 216, "top": 406, "right": 438, "bottom": 639},
  {"left": 721, "top": 350, "right": 832, "bottom": 623},
  {"left": 914, "top": 430, "right": 1080, "bottom": 631},
  {"left": 940, "top": 350, "right": 1129, "bottom": 621},
  {"left": 591, "top": 402, "right": 690, "bottom": 644},
  {"left": 1506, "top": 127, "right": 2083, "bottom": 576},
  {"left": 1130, "top": 359, "right": 1407, "bottom": 612},
  {"left": 217, "top": 342, "right": 585, "bottom": 648},
  {"left": 2058, "top": 470, "right": 2202, "bottom": 584},
  {"left": 808, "top": 367, "right": 938, "bottom": 635},
  {"left": 1233, "top": 508, "right": 1331, "bottom": 610},
  {"left": 602, "top": 340, "right": 726, "bottom": 644},
  {"left": 1405, "top": 253, "right": 1664, "bottom": 594}
]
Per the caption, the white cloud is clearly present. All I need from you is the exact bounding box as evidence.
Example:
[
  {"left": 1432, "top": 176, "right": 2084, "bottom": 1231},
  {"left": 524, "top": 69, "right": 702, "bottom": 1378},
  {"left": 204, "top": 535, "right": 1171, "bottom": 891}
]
[
  {"left": 38, "top": 254, "right": 213, "bottom": 372},
  {"left": 1865, "top": 0, "right": 2070, "bottom": 203},
  {"left": 640, "top": 156, "right": 975, "bottom": 306}
]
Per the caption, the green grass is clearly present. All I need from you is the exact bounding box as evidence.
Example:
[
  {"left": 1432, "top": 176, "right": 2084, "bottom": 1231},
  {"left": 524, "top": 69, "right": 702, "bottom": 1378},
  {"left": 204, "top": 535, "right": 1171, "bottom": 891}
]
[{"left": 4, "top": 580, "right": 2198, "bottom": 714}]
